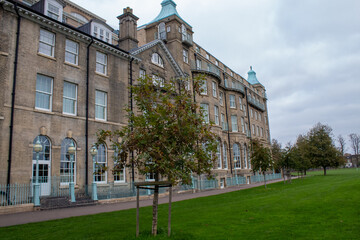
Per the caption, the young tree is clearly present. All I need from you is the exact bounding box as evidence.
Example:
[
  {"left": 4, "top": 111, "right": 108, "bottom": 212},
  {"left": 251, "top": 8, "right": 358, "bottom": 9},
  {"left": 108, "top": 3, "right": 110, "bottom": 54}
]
[
  {"left": 271, "top": 138, "right": 282, "bottom": 172},
  {"left": 349, "top": 133, "right": 360, "bottom": 155},
  {"left": 251, "top": 139, "right": 272, "bottom": 188},
  {"left": 97, "top": 75, "right": 218, "bottom": 236},
  {"left": 294, "top": 134, "right": 312, "bottom": 175},
  {"left": 307, "top": 123, "right": 343, "bottom": 176},
  {"left": 337, "top": 134, "right": 346, "bottom": 156}
]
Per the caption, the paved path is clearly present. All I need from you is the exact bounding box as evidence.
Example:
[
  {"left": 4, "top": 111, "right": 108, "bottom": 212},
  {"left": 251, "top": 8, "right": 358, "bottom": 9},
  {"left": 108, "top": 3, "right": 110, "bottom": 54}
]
[{"left": 0, "top": 178, "right": 285, "bottom": 227}]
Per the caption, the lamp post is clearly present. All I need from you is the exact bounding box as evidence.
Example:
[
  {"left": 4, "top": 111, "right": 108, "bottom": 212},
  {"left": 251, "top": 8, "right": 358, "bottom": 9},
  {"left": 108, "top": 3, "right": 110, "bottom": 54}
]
[
  {"left": 68, "top": 142, "right": 76, "bottom": 203},
  {"left": 90, "top": 145, "right": 98, "bottom": 201},
  {"left": 234, "top": 159, "right": 238, "bottom": 185},
  {"left": 33, "top": 138, "right": 42, "bottom": 206}
]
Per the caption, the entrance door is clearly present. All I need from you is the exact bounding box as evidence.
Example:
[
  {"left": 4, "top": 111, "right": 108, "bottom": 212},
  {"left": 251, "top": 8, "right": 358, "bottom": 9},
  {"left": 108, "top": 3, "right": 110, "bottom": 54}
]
[{"left": 32, "top": 136, "right": 51, "bottom": 196}]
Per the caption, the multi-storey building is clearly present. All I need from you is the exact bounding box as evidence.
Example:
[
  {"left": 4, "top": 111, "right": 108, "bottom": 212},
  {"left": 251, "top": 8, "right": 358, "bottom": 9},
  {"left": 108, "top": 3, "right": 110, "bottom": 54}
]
[{"left": 0, "top": 0, "right": 270, "bottom": 196}]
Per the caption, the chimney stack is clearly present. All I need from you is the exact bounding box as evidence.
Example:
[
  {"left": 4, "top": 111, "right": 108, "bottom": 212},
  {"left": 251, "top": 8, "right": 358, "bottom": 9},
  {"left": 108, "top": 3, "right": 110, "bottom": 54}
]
[{"left": 117, "top": 7, "right": 139, "bottom": 51}]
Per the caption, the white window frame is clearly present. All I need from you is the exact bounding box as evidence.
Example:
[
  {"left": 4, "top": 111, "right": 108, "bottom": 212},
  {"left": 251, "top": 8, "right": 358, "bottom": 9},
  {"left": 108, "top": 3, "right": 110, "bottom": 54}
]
[
  {"left": 223, "top": 142, "right": 228, "bottom": 169},
  {"left": 217, "top": 141, "right": 222, "bottom": 169},
  {"left": 221, "top": 113, "right": 226, "bottom": 130},
  {"left": 113, "top": 150, "right": 125, "bottom": 183},
  {"left": 96, "top": 51, "right": 107, "bottom": 75},
  {"left": 239, "top": 97, "right": 243, "bottom": 110},
  {"left": 152, "top": 75, "right": 165, "bottom": 87},
  {"left": 94, "top": 144, "right": 107, "bottom": 183},
  {"left": 196, "top": 58, "right": 202, "bottom": 70},
  {"left": 241, "top": 117, "right": 245, "bottom": 133},
  {"left": 95, "top": 90, "right": 107, "bottom": 121},
  {"left": 65, "top": 39, "right": 79, "bottom": 65},
  {"left": 151, "top": 53, "right": 164, "bottom": 67},
  {"left": 212, "top": 81, "right": 217, "bottom": 97},
  {"left": 231, "top": 115, "right": 238, "bottom": 132},
  {"left": 35, "top": 74, "right": 53, "bottom": 111},
  {"left": 214, "top": 105, "right": 219, "bottom": 125},
  {"left": 140, "top": 69, "right": 146, "bottom": 79},
  {"left": 206, "top": 53, "right": 210, "bottom": 60},
  {"left": 60, "top": 138, "right": 77, "bottom": 185},
  {"left": 39, "top": 29, "right": 55, "bottom": 57},
  {"left": 252, "top": 124, "right": 255, "bottom": 135},
  {"left": 47, "top": 3, "right": 60, "bottom": 20},
  {"left": 63, "top": 81, "right": 77, "bottom": 116},
  {"left": 200, "top": 80, "right": 207, "bottom": 95},
  {"left": 200, "top": 103, "right": 209, "bottom": 123},
  {"left": 230, "top": 95, "right": 236, "bottom": 108},
  {"left": 219, "top": 92, "right": 223, "bottom": 106},
  {"left": 233, "top": 144, "right": 241, "bottom": 169},
  {"left": 183, "top": 49, "right": 189, "bottom": 63}
]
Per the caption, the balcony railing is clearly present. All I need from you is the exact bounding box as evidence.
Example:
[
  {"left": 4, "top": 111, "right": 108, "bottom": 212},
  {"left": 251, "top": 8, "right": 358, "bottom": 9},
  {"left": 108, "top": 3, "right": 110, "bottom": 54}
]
[
  {"left": 247, "top": 95, "right": 265, "bottom": 111},
  {"left": 190, "top": 60, "right": 221, "bottom": 79},
  {"left": 182, "top": 33, "right": 193, "bottom": 46}
]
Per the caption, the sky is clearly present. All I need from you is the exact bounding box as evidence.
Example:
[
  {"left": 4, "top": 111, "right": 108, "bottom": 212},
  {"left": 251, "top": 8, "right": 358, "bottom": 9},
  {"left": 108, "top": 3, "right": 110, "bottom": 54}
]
[{"left": 71, "top": 0, "right": 360, "bottom": 151}]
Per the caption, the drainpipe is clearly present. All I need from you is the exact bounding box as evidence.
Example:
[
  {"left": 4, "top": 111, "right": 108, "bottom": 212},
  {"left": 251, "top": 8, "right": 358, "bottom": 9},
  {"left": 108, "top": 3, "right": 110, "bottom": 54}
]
[
  {"left": 129, "top": 58, "right": 135, "bottom": 183},
  {"left": 7, "top": 3, "right": 21, "bottom": 189},
  {"left": 85, "top": 37, "right": 94, "bottom": 192},
  {"left": 244, "top": 87, "right": 252, "bottom": 140},
  {"left": 223, "top": 73, "right": 233, "bottom": 175}
]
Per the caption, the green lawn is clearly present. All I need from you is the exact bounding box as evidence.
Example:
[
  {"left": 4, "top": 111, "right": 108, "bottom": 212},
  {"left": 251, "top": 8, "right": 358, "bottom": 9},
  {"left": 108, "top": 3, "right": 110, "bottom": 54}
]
[{"left": 1, "top": 168, "right": 359, "bottom": 240}]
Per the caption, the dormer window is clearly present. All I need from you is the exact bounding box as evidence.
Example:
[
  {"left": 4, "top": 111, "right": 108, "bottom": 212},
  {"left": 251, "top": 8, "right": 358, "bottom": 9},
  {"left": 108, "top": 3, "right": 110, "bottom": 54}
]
[
  {"left": 106, "top": 32, "right": 110, "bottom": 42},
  {"left": 151, "top": 53, "right": 164, "bottom": 67},
  {"left": 94, "top": 26, "right": 98, "bottom": 37},
  {"left": 48, "top": 3, "right": 59, "bottom": 20},
  {"left": 100, "top": 29, "right": 104, "bottom": 40}
]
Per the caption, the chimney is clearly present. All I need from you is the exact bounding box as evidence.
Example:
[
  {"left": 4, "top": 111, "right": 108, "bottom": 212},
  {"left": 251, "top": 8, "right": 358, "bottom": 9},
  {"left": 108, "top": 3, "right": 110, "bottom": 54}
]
[{"left": 117, "top": 7, "right": 139, "bottom": 51}]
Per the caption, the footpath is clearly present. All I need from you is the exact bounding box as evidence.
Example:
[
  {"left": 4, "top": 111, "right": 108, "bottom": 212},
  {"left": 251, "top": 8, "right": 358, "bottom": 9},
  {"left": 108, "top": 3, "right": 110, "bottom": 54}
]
[{"left": 0, "top": 178, "right": 286, "bottom": 227}]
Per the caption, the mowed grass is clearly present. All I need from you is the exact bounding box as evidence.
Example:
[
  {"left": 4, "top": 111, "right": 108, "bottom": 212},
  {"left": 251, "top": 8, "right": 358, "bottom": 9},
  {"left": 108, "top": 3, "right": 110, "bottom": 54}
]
[{"left": 1, "top": 168, "right": 359, "bottom": 240}]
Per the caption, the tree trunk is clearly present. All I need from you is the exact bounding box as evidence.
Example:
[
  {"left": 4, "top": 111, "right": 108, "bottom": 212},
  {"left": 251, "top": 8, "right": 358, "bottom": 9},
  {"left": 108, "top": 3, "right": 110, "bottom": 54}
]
[
  {"left": 263, "top": 172, "right": 267, "bottom": 188},
  {"left": 283, "top": 168, "right": 286, "bottom": 184},
  {"left": 304, "top": 169, "right": 307, "bottom": 176},
  {"left": 323, "top": 167, "right": 327, "bottom": 176},
  {"left": 152, "top": 174, "right": 159, "bottom": 236}
]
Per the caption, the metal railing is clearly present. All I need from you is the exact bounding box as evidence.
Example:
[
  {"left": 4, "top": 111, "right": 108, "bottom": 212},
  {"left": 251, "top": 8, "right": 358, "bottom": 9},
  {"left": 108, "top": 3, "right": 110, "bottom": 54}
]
[
  {"left": 226, "top": 176, "right": 247, "bottom": 186},
  {"left": 0, "top": 183, "right": 32, "bottom": 206},
  {"left": 190, "top": 60, "right": 221, "bottom": 78},
  {"left": 182, "top": 33, "right": 193, "bottom": 45},
  {"left": 247, "top": 95, "right": 265, "bottom": 111}
]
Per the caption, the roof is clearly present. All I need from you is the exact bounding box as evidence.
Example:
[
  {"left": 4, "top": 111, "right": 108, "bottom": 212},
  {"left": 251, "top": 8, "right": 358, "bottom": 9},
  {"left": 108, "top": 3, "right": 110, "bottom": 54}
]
[
  {"left": 145, "top": 0, "right": 192, "bottom": 27},
  {"left": 247, "top": 66, "right": 261, "bottom": 85}
]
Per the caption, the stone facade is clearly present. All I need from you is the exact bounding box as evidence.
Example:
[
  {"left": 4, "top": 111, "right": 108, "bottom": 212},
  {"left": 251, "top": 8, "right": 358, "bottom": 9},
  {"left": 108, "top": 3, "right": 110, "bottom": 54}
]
[{"left": 0, "top": 0, "right": 271, "bottom": 194}]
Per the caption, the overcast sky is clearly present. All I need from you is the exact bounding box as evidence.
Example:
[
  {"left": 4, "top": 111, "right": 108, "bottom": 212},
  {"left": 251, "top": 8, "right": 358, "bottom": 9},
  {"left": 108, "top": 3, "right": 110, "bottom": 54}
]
[{"left": 72, "top": 0, "right": 360, "bottom": 151}]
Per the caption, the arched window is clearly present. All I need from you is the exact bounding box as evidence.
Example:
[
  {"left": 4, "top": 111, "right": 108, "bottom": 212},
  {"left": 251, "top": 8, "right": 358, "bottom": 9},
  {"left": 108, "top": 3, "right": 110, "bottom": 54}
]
[
  {"left": 223, "top": 142, "right": 228, "bottom": 169},
  {"left": 151, "top": 53, "right": 164, "bottom": 67},
  {"left": 244, "top": 144, "right": 248, "bottom": 169},
  {"left": 216, "top": 140, "right": 222, "bottom": 169},
  {"left": 158, "top": 22, "right": 166, "bottom": 40},
  {"left": 32, "top": 136, "right": 51, "bottom": 182},
  {"left": 233, "top": 143, "right": 241, "bottom": 169},
  {"left": 71, "top": 12, "right": 89, "bottom": 23},
  {"left": 60, "top": 138, "right": 76, "bottom": 184},
  {"left": 94, "top": 144, "right": 107, "bottom": 183},
  {"left": 113, "top": 148, "right": 125, "bottom": 183}
]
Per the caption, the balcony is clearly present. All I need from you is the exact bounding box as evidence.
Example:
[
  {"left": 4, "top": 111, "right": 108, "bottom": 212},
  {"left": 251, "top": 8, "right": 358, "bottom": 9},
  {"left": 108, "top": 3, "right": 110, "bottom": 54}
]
[
  {"left": 182, "top": 33, "right": 193, "bottom": 46},
  {"left": 247, "top": 96, "right": 265, "bottom": 111},
  {"left": 190, "top": 60, "right": 221, "bottom": 80}
]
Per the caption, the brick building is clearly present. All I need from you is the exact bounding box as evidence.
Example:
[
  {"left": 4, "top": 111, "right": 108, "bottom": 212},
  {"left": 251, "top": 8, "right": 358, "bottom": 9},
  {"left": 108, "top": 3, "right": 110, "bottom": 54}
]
[{"left": 0, "top": 0, "right": 271, "bottom": 196}]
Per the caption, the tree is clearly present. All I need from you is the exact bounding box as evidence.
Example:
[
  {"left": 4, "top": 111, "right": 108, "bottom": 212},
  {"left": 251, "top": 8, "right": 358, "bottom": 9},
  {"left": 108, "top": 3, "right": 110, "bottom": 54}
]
[
  {"left": 307, "top": 123, "right": 343, "bottom": 176},
  {"left": 294, "top": 134, "right": 312, "bottom": 175},
  {"left": 271, "top": 139, "right": 282, "bottom": 172},
  {"left": 337, "top": 134, "right": 346, "bottom": 156},
  {"left": 349, "top": 133, "right": 360, "bottom": 155},
  {"left": 251, "top": 139, "right": 272, "bottom": 188},
  {"left": 97, "top": 75, "right": 218, "bottom": 236}
]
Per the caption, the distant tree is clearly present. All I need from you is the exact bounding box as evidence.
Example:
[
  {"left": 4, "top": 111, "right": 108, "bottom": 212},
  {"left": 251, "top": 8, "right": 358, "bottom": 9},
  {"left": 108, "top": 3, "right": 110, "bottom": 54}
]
[
  {"left": 337, "top": 134, "right": 346, "bottom": 156},
  {"left": 349, "top": 133, "right": 360, "bottom": 155},
  {"left": 271, "top": 139, "right": 282, "bottom": 172},
  {"left": 294, "top": 134, "right": 312, "bottom": 175},
  {"left": 307, "top": 123, "right": 343, "bottom": 176},
  {"left": 97, "top": 75, "right": 218, "bottom": 236},
  {"left": 251, "top": 139, "right": 272, "bottom": 188}
]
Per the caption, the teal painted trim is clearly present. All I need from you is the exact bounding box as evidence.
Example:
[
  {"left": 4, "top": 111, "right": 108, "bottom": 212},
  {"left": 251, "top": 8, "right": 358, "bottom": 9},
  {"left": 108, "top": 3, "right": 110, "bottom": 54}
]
[{"left": 247, "top": 66, "right": 261, "bottom": 85}]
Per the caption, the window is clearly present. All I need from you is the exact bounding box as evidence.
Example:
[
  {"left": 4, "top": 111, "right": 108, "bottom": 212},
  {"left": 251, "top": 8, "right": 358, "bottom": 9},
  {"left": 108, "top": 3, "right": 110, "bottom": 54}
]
[
  {"left": 231, "top": 115, "right": 238, "bottom": 132},
  {"left": 212, "top": 82, "right": 217, "bottom": 97},
  {"left": 63, "top": 82, "right": 77, "bottom": 115},
  {"left": 223, "top": 142, "right": 228, "bottom": 169},
  {"left": 215, "top": 60, "right": 219, "bottom": 66},
  {"left": 219, "top": 92, "right": 223, "bottom": 106},
  {"left": 167, "top": 26, "right": 171, "bottom": 32},
  {"left": 214, "top": 106, "right": 219, "bottom": 125},
  {"left": 151, "top": 53, "right": 164, "bottom": 67},
  {"left": 239, "top": 97, "right": 243, "bottom": 110},
  {"left": 250, "top": 109, "right": 253, "bottom": 118},
  {"left": 261, "top": 127, "right": 264, "bottom": 137},
  {"left": 140, "top": 69, "right": 146, "bottom": 78},
  {"left": 231, "top": 72, "right": 233, "bottom": 77},
  {"left": 195, "top": 46, "right": 200, "bottom": 53},
  {"left": 224, "top": 78, "right": 228, "bottom": 87},
  {"left": 217, "top": 141, "right": 222, "bottom": 169},
  {"left": 35, "top": 74, "right": 53, "bottom": 111},
  {"left": 233, "top": 144, "right": 241, "bottom": 169},
  {"left": 39, "top": 29, "right": 55, "bottom": 57},
  {"left": 200, "top": 103, "right": 209, "bottom": 123},
  {"left": 32, "top": 136, "right": 51, "bottom": 184},
  {"left": 200, "top": 80, "right": 207, "bottom": 95},
  {"left": 232, "top": 80, "right": 236, "bottom": 89},
  {"left": 96, "top": 51, "right": 107, "bottom": 75},
  {"left": 257, "top": 126, "right": 260, "bottom": 136},
  {"left": 244, "top": 144, "right": 248, "bottom": 169},
  {"left": 95, "top": 90, "right": 107, "bottom": 120},
  {"left": 60, "top": 138, "right": 76, "bottom": 184},
  {"left": 152, "top": 75, "right": 164, "bottom": 87},
  {"left": 245, "top": 123, "right": 249, "bottom": 135},
  {"left": 94, "top": 144, "right": 107, "bottom": 183},
  {"left": 259, "top": 113, "right": 262, "bottom": 122},
  {"left": 65, "top": 39, "right": 79, "bottom": 65},
  {"left": 241, "top": 117, "right": 245, "bottom": 133},
  {"left": 93, "top": 26, "right": 98, "bottom": 37},
  {"left": 47, "top": 3, "right": 59, "bottom": 20},
  {"left": 196, "top": 58, "right": 202, "bottom": 70},
  {"left": 255, "top": 111, "right": 258, "bottom": 120},
  {"left": 221, "top": 113, "right": 227, "bottom": 130},
  {"left": 206, "top": 53, "right": 210, "bottom": 60},
  {"left": 183, "top": 49, "right": 188, "bottom": 63},
  {"left": 106, "top": 32, "right": 110, "bottom": 43},
  {"left": 230, "top": 95, "right": 236, "bottom": 108},
  {"left": 114, "top": 149, "right": 125, "bottom": 182},
  {"left": 100, "top": 29, "right": 104, "bottom": 40},
  {"left": 252, "top": 124, "right": 255, "bottom": 135},
  {"left": 158, "top": 22, "right": 166, "bottom": 40}
]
